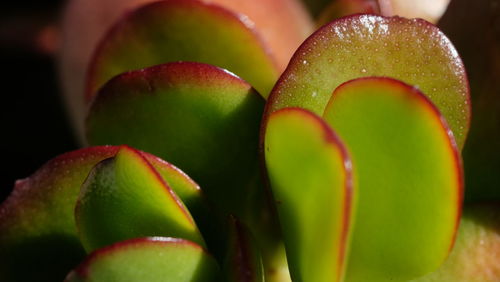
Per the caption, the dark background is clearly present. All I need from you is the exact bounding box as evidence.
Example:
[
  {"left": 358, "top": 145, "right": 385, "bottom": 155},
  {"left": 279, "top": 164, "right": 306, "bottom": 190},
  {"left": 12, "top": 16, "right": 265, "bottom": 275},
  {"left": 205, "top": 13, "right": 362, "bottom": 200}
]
[{"left": 0, "top": 0, "right": 77, "bottom": 202}]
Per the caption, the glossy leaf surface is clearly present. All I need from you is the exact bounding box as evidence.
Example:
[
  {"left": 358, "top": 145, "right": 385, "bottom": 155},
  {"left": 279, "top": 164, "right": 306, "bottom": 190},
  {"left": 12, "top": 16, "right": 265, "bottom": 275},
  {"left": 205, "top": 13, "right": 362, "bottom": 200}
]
[
  {"left": 265, "top": 108, "right": 353, "bottom": 282},
  {"left": 86, "top": 0, "right": 279, "bottom": 100},
  {"left": 266, "top": 14, "right": 470, "bottom": 148},
  {"left": 65, "top": 237, "right": 219, "bottom": 282},
  {"left": 86, "top": 62, "right": 264, "bottom": 217},
  {"left": 323, "top": 77, "right": 463, "bottom": 281},
  {"left": 75, "top": 146, "right": 204, "bottom": 252}
]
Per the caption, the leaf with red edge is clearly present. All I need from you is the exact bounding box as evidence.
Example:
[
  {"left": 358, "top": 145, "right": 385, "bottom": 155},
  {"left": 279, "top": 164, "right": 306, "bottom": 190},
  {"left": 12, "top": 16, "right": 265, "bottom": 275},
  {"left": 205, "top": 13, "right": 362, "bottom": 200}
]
[
  {"left": 264, "top": 107, "right": 353, "bottom": 282},
  {"left": 86, "top": 0, "right": 280, "bottom": 101},
  {"left": 65, "top": 237, "right": 219, "bottom": 282},
  {"left": 0, "top": 146, "right": 205, "bottom": 281},
  {"left": 266, "top": 14, "right": 470, "bottom": 149},
  {"left": 323, "top": 77, "right": 463, "bottom": 281},
  {"left": 86, "top": 62, "right": 265, "bottom": 219},
  {"left": 75, "top": 146, "right": 205, "bottom": 252}
]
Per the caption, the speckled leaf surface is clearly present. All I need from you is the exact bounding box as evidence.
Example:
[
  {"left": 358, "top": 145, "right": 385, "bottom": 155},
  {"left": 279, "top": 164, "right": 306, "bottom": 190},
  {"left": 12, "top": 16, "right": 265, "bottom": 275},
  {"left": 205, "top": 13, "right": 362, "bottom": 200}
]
[
  {"left": 86, "top": 62, "right": 264, "bottom": 218},
  {"left": 323, "top": 77, "right": 463, "bottom": 281},
  {"left": 86, "top": 0, "right": 279, "bottom": 100},
  {"left": 65, "top": 237, "right": 219, "bottom": 282},
  {"left": 75, "top": 146, "right": 204, "bottom": 252},
  {"left": 265, "top": 108, "right": 353, "bottom": 282},
  {"left": 411, "top": 203, "right": 500, "bottom": 282},
  {"left": 266, "top": 14, "right": 470, "bottom": 149}
]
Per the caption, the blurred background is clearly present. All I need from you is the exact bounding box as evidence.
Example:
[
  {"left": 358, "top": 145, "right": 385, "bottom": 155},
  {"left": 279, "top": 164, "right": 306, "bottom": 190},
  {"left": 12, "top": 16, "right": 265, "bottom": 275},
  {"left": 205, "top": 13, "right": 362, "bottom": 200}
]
[{"left": 0, "top": 0, "right": 77, "bottom": 201}]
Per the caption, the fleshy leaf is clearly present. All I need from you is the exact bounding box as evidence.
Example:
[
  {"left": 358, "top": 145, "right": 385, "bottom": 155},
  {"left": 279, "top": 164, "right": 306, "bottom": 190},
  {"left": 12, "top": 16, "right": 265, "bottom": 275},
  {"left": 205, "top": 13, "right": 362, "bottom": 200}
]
[
  {"left": 411, "top": 203, "right": 500, "bottom": 281},
  {"left": 0, "top": 146, "right": 206, "bottom": 281},
  {"left": 75, "top": 146, "right": 204, "bottom": 252},
  {"left": 65, "top": 237, "right": 219, "bottom": 282},
  {"left": 223, "top": 216, "right": 264, "bottom": 282},
  {"left": 0, "top": 146, "right": 118, "bottom": 282},
  {"left": 266, "top": 14, "right": 470, "bottom": 149},
  {"left": 264, "top": 108, "right": 353, "bottom": 282},
  {"left": 86, "top": 62, "right": 264, "bottom": 218},
  {"left": 323, "top": 77, "right": 463, "bottom": 281},
  {"left": 86, "top": 0, "right": 279, "bottom": 101}
]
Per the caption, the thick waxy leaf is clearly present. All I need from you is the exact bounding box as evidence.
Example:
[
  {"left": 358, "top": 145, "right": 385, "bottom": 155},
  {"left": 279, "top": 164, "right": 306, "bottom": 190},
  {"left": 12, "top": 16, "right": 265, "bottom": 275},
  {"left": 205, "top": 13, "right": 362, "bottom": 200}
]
[
  {"left": 65, "top": 237, "right": 219, "bottom": 282},
  {"left": 0, "top": 146, "right": 118, "bottom": 282},
  {"left": 86, "top": 0, "right": 279, "bottom": 101},
  {"left": 266, "top": 14, "right": 470, "bottom": 149},
  {"left": 0, "top": 146, "right": 206, "bottom": 281},
  {"left": 265, "top": 108, "right": 353, "bottom": 282},
  {"left": 142, "top": 152, "right": 225, "bottom": 260},
  {"left": 323, "top": 77, "right": 463, "bottom": 281},
  {"left": 223, "top": 217, "right": 264, "bottom": 282},
  {"left": 411, "top": 203, "right": 500, "bottom": 281},
  {"left": 60, "top": 0, "right": 313, "bottom": 140},
  {"left": 439, "top": 0, "right": 500, "bottom": 201},
  {"left": 86, "top": 62, "right": 264, "bottom": 218},
  {"left": 75, "top": 146, "right": 204, "bottom": 252}
]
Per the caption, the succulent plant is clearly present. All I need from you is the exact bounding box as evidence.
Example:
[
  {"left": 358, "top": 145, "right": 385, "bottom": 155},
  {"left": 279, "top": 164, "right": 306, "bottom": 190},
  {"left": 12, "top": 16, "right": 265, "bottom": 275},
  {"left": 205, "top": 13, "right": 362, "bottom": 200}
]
[{"left": 1, "top": 0, "right": 499, "bottom": 281}]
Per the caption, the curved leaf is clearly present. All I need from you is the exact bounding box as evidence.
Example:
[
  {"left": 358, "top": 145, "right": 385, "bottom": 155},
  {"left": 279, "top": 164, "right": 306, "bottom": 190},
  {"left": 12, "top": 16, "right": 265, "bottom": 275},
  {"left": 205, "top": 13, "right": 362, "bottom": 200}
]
[
  {"left": 86, "top": 62, "right": 265, "bottom": 218},
  {"left": 266, "top": 14, "right": 470, "bottom": 148},
  {"left": 0, "top": 146, "right": 118, "bottom": 282},
  {"left": 75, "top": 146, "right": 205, "bottom": 252},
  {"left": 65, "top": 237, "right": 219, "bottom": 282},
  {"left": 265, "top": 108, "right": 353, "bottom": 282},
  {"left": 323, "top": 77, "right": 463, "bottom": 281},
  {"left": 412, "top": 203, "right": 500, "bottom": 281},
  {"left": 86, "top": 0, "right": 279, "bottom": 100},
  {"left": 0, "top": 145, "right": 206, "bottom": 281}
]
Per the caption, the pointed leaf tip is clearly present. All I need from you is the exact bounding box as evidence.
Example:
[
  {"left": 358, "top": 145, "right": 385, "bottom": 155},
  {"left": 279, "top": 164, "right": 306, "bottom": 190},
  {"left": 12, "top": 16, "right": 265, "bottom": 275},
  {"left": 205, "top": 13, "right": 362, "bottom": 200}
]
[{"left": 75, "top": 146, "right": 204, "bottom": 252}]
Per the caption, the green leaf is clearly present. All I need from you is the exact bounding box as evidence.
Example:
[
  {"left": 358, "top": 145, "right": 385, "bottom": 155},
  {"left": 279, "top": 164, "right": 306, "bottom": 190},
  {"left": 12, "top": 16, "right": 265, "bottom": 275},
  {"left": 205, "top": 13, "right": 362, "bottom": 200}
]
[
  {"left": 86, "top": 0, "right": 279, "bottom": 100},
  {"left": 86, "top": 62, "right": 265, "bottom": 218},
  {"left": 0, "top": 146, "right": 207, "bottom": 281},
  {"left": 75, "top": 146, "right": 205, "bottom": 252},
  {"left": 65, "top": 237, "right": 219, "bottom": 282},
  {"left": 264, "top": 108, "right": 353, "bottom": 282},
  {"left": 0, "top": 146, "right": 118, "bottom": 282},
  {"left": 266, "top": 14, "right": 470, "bottom": 149},
  {"left": 411, "top": 203, "right": 500, "bottom": 281},
  {"left": 323, "top": 77, "right": 463, "bottom": 281}
]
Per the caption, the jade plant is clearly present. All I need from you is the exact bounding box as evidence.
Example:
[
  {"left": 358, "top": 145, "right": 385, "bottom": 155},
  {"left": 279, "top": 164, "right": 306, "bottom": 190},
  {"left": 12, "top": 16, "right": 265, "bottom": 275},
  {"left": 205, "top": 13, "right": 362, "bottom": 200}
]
[{"left": 2, "top": 0, "right": 499, "bottom": 281}]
